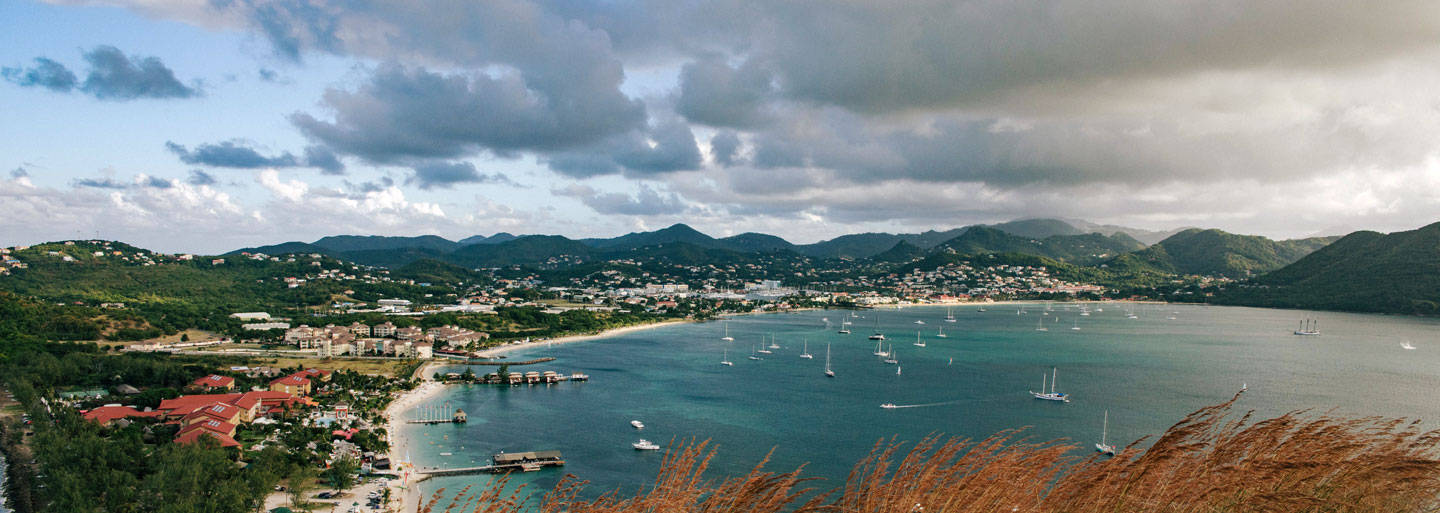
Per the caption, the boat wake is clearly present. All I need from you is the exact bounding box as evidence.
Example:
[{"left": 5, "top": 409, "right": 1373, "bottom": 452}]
[{"left": 878, "top": 399, "right": 971, "bottom": 409}]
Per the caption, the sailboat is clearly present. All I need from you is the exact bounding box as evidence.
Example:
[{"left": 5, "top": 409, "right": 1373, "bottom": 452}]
[
  {"left": 1070, "top": 319, "right": 1080, "bottom": 331},
  {"left": 896, "top": 364, "right": 902, "bottom": 376},
  {"left": 721, "top": 323, "right": 733, "bottom": 342},
  {"left": 1030, "top": 367, "right": 1069, "bottom": 402},
  {"left": 1401, "top": 341, "right": 1416, "bottom": 350},
  {"left": 1294, "top": 319, "right": 1320, "bottom": 336},
  {"left": 945, "top": 307, "right": 956, "bottom": 322},
  {"left": 756, "top": 336, "right": 773, "bottom": 354},
  {"left": 936, "top": 326, "right": 947, "bottom": 338},
  {"left": 838, "top": 318, "right": 851, "bottom": 334},
  {"left": 748, "top": 342, "right": 762, "bottom": 360},
  {"left": 913, "top": 331, "right": 926, "bottom": 347},
  {"left": 1095, "top": 410, "right": 1116, "bottom": 455},
  {"left": 721, "top": 348, "right": 733, "bottom": 366},
  {"left": 800, "top": 339, "right": 814, "bottom": 359},
  {"left": 873, "top": 339, "right": 889, "bottom": 357},
  {"left": 869, "top": 316, "right": 886, "bottom": 340},
  {"left": 825, "top": 343, "right": 835, "bottom": 377},
  {"left": 884, "top": 346, "right": 899, "bottom": 365},
  {"left": 767, "top": 334, "right": 780, "bottom": 349},
  {"left": 1036, "top": 317, "right": 1048, "bottom": 332}
]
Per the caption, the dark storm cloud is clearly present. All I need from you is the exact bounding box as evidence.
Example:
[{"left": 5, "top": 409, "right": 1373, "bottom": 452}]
[
  {"left": 407, "top": 161, "right": 512, "bottom": 190},
  {"left": 2, "top": 57, "right": 78, "bottom": 92},
  {"left": 555, "top": 183, "right": 689, "bottom": 216},
  {"left": 291, "top": 63, "right": 645, "bottom": 164},
  {"left": 80, "top": 46, "right": 198, "bottom": 100},
  {"left": 709, "top": 131, "right": 741, "bottom": 167},
  {"left": 543, "top": 121, "right": 701, "bottom": 177},
  {"left": 675, "top": 55, "right": 773, "bottom": 128},
  {"left": 186, "top": 169, "right": 218, "bottom": 186},
  {"left": 166, "top": 140, "right": 345, "bottom": 173}
]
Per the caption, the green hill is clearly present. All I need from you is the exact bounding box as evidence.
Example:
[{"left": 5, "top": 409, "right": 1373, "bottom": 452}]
[
  {"left": 933, "top": 227, "right": 1145, "bottom": 265},
  {"left": 1217, "top": 223, "right": 1440, "bottom": 314},
  {"left": 449, "top": 235, "right": 596, "bottom": 267},
  {"left": 1105, "top": 229, "right": 1335, "bottom": 278},
  {"left": 870, "top": 240, "right": 927, "bottom": 262},
  {"left": 313, "top": 234, "right": 458, "bottom": 253},
  {"left": 582, "top": 224, "right": 718, "bottom": 250},
  {"left": 717, "top": 232, "right": 796, "bottom": 253}
]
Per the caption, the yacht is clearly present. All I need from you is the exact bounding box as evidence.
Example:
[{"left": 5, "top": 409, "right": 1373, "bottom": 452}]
[
  {"left": 1030, "top": 367, "right": 1070, "bottom": 402},
  {"left": 630, "top": 420, "right": 644, "bottom": 429},
  {"left": 1294, "top": 319, "right": 1320, "bottom": 336},
  {"left": 721, "top": 348, "right": 733, "bottom": 366},
  {"left": 914, "top": 320, "right": 926, "bottom": 325},
  {"left": 1036, "top": 317, "right": 1048, "bottom": 332},
  {"left": 721, "top": 322, "right": 733, "bottom": 342},
  {"left": 1401, "top": 341, "right": 1416, "bottom": 350},
  {"left": 913, "top": 331, "right": 926, "bottom": 347},
  {"left": 873, "top": 340, "right": 889, "bottom": 357},
  {"left": 800, "top": 340, "right": 814, "bottom": 359},
  {"left": 1070, "top": 319, "right": 1080, "bottom": 331},
  {"left": 880, "top": 403, "right": 898, "bottom": 409},
  {"left": 936, "top": 326, "right": 947, "bottom": 338},
  {"left": 1095, "top": 410, "right": 1116, "bottom": 455},
  {"left": 633, "top": 439, "right": 661, "bottom": 451},
  {"left": 869, "top": 317, "right": 885, "bottom": 340},
  {"left": 884, "top": 346, "right": 899, "bottom": 365},
  {"left": 767, "top": 335, "right": 781, "bottom": 350},
  {"left": 756, "top": 337, "right": 773, "bottom": 355},
  {"left": 945, "top": 307, "right": 956, "bottom": 322},
  {"left": 748, "top": 343, "right": 762, "bottom": 360}
]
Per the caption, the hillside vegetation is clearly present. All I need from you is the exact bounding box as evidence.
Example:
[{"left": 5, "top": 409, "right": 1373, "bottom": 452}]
[{"left": 1104, "top": 229, "right": 1335, "bottom": 278}]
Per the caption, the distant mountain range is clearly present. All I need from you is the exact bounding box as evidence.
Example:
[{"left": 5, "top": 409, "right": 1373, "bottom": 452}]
[{"left": 230, "top": 218, "right": 1332, "bottom": 274}]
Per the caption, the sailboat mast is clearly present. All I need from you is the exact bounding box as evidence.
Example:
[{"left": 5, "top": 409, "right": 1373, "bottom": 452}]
[{"left": 1052, "top": 367, "right": 1058, "bottom": 394}]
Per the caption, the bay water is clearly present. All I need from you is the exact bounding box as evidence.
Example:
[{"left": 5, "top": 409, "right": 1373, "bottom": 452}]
[{"left": 402, "top": 303, "right": 1440, "bottom": 505}]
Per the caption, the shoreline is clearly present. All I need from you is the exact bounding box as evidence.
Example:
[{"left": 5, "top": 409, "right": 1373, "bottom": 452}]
[
  {"left": 472, "top": 319, "right": 693, "bottom": 358},
  {"left": 382, "top": 360, "right": 446, "bottom": 513}
]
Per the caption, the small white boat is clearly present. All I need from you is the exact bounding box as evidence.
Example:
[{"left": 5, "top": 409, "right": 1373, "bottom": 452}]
[
  {"left": 873, "top": 340, "right": 889, "bottom": 357},
  {"left": 978, "top": 307, "right": 987, "bottom": 312},
  {"left": 631, "top": 420, "right": 644, "bottom": 429},
  {"left": 913, "top": 331, "right": 926, "bottom": 347},
  {"left": 721, "top": 322, "right": 733, "bottom": 342},
  {"left": 945, "top": 307, "right": 956, "bottom": 322},
  {"left": 721, "top": 348, "right": 733, "bottom": 366},
  {"left": 1070, "top": 319, "right": 1080, "bottom": 331},
  {"left": 1036, "top": 317, "right": 1048, "bottom": 332},
  {"left": 800, "top": 339, "right": 814, "bottom": 359},
  {"left": 1401, "top": 341, "right": 1416, "bottom": 350},
  {"left": 439, "top": 452, "right": 453, "bottom": 456},
  {"left": 767, "top": 335, "right": 780, "bottom": 349},
  {"left": 748, "top": 343, "right": 762, "bottom": 360},
  {"left": 633, "top": 439, "right": 661, "bottom": 450},
  {"left": 880, "top": 403, "right": 898, "bottom": 409},
  {"left": 914, "top": 320, "right": 926, "bottom": 325},
  {"left": 936, "top": 326, "right": 947, "bottom": 338},
  {"left": 884, "top": 346, "right": 898, "bottom": 365},
  {"left": 757, "top": 337, "right": 772, "bottom": 354},
  {"left": 896, "top": 365, "right": 901, "bottom": 376},
  {"left": 1095, "top": 410, "right": 1116, "bottom": 455}
]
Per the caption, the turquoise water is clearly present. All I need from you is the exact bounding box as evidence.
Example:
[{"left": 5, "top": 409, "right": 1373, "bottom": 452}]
[{"left": 403, "top": 303, "right": 1440, "bottom": 504}]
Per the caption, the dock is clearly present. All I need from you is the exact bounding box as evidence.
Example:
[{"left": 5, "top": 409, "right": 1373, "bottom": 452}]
[
  {"left": 418, "top": 450, "right": 565, "bottom": 475},
  {"left": 407, "top": 402, "right": 467, "bottom": 424}
]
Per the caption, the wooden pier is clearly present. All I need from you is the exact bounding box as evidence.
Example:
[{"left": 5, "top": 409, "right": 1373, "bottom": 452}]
[
  {"left": 408, "top": 402, "right": 467, "bottom": 424},
  {"left": 418, "top": 450, "right": 565, "bottom": 475}
]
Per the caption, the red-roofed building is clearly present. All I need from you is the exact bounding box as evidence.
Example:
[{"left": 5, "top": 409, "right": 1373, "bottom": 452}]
[
  {"left": 181, "top": 402, "right": 243, "bottom": 426},
  {"left": 297, "top": 368, "right": 332, "bottom": 382},
  {"left": 191, "top": 374, "right": 236, "bottom": 391},
  {"left": 174, "top": 429, "right": 240, "bottom": 448},
  {"left": 269, "top": 375, "right": 311, "bottom": 396},
  {"left": 178, "top": 418, "right": 237, "bottom": 438},
  {"left": 82, "top": 405, "right": 161, "bottom": 426},
  {"left": 157, "top": 393, "right": 245, "bottom": 418}
]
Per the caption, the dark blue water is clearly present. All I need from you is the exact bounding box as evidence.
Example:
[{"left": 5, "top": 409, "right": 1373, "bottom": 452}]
[{"left": 402, "top": 303, "right": 1440, "bottom": 504}]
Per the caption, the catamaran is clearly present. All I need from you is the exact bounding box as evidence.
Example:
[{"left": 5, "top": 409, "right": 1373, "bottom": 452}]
[
  {"left": 1294, "top": 319, "right": 1320, "bottom": 336},
  {"left": 1095, "top": 410, "right": 1116, "bottom": 455},
  {"left": 800, "top": 339, "right": 814, "bottom": 359},
  {"left": 825, "top": 343, "right": 835, "bottom": 377},
  {"left": 721, "top": 323, "right": 733, "bottom": 342},
  {"left": 945, "top": 307, "right": 956, "bottom": 322},
  {"left": 721, "top": 348, "right": 733, "bottom": 366},
  {"left": 913, "top": 331, "right": 926, "bottom": 347},
  {"left": 1031, "top": 367, "right": 1069, "bottom": 402}
]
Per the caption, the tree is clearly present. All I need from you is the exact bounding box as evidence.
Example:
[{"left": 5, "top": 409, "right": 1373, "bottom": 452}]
[
  {"left": 323, "top": 455, "right": 359, "bottom": 490},
  {"left": 287, "top": 463, "right": 319, "bottom": 509}
]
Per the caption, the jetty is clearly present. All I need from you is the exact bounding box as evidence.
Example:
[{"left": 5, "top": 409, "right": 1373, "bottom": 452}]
[
  {"left": 408, "top": 402, "right": 468, "bottom": 424},
  {"left": 418, "top": 450, "right": 565, "bottom": 475}
]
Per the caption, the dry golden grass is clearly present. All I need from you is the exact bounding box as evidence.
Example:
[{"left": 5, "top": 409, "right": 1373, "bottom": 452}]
[{"left": 423, "top": 394, "right": 1440, "bottom": 513}]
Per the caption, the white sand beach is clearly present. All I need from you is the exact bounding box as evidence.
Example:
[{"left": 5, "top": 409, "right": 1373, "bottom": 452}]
[{"left": 472, "top": 319, "right": 692, "bottom": 358}]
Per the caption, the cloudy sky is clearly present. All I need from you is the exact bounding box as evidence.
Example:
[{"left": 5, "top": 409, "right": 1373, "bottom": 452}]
[{"left": 5, "top": 0, "right": 1440, "bottom": 253}]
